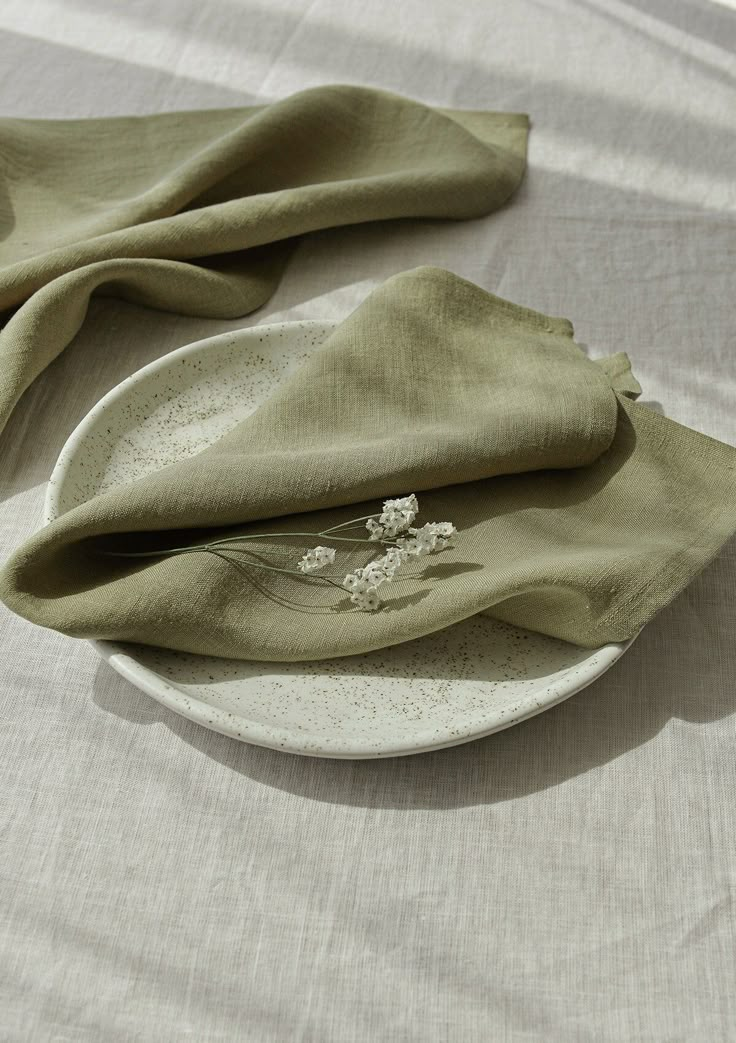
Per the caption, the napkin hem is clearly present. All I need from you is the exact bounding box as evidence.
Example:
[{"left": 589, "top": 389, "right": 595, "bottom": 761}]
[{"left": 596, "top": 481, "right": 736, "bottom": 640}]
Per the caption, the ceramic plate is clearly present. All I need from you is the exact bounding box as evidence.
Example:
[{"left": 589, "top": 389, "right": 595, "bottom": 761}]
[{"left": 44, "top": 321, "right": 635, "bottom": 759}]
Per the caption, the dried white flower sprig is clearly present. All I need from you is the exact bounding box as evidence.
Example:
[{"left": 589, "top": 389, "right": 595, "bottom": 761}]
[
  {"left": 366, "top": 493, "right": 419, "bottom": 539},
  {"left": 98, "top": 494, "right": 457, "bottom": 612},
  {"left": 297, "top": 546, "right": 337, "bottom": 573}
]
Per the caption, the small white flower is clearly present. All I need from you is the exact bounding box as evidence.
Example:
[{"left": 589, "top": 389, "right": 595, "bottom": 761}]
[
  {"left": 378, "top": 493, "right": 419, "bottom": 537},
  {"left": 362, "top": 561, "right": 389, "bottom": 586},
  {"left": 428, "top": 522, "right": 457, "bottom": 541},
  {"left": 342, "top": 570, "right": 383, "bottom": 610},
  {"left": 352, "top": 585, "right": 382, "bottom": 611},
  {"left": 407, "top": 522, "right": 456, "bottom": 553},
  {"left": 365, "top": 518, "right": 384, "bottom": 541},
  {"left": 344, "top": 558, "right": 392, "bottom": 591},
  {"left": 342, "top": 571, "right": 364, "bottom": 593},
  {"left": 298, "top": 545, "right": 336, "bottom": 573},
  {"left": 394, "top": 535, "right": 425, "bottom": 558},
  {"left": 372, "top": 555, "right": 398, "bottom": 579},
  {"left": 342, "top": 558, "right": 397, "bottom": 609},
  {"left": 417, "top": 530, "right": 440, "bottom": 553},
  {"left": 384, "top": 494, "right": 419, "bottom": 517},
  {"left": 381, "top": 546, "right": 408, "bottom": 569}
]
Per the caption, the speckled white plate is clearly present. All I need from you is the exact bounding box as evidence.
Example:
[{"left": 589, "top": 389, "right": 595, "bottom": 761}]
[{"left": 44, "top": 321, "right": 635, "bottom": 759}]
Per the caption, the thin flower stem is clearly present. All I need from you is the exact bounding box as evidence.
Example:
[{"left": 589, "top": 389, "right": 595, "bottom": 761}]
[
  {"left": 320, "top": 514, "right": 379, "bottom": 533},
  {"left": 94, "top": 504, "right": 410, "bottom": 560},
  {"left": 96, "top": 545, "right": 208, "bottom": 559},
  {"left": 208, "top": 557, "right": 330, "bottom": 579},
  {"left": 314, "top": 576, "right": 348, "bottom": 590},
  {"left": 314, "top": 535, "right": 377, "bottom": 544},
  {"left": 204, "top": 532, "right": 372, "bottom": 546},
  {"left": 207, "top": 548, "right": 348, "bottom": 589},
  {"left": 97, "top": 530, "right": 383, "bottom": 558},
  {"left": 320, "top": 523, "right": 373, "bottom": 533}
]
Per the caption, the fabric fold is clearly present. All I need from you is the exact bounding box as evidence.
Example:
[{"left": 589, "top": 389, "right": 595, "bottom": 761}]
[
  {"left": 1, "top": 266, "right": 734, "bottom": 660},
  {"left": 0, "top": 85, "right": 529, "bottom": 432}
]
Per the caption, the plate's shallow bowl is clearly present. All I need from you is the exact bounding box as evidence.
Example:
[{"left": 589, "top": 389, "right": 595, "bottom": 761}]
[{"left": 45, "top": 321, "right": 635, "bottom": 759}]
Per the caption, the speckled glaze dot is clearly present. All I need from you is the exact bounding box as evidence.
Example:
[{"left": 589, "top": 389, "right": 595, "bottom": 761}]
[{"left": 44, "top": 321, "right": 635, "bottom": 759}]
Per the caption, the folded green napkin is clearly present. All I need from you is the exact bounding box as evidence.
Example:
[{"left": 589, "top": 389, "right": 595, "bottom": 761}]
[
  {"left": 2, "top": 267, "right": 734, "bottom": 659},
  {"left": 0, "top": 85, "right": 528, "bottom": 433}
]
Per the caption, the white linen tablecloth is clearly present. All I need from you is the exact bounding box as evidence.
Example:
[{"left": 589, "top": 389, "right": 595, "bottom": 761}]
[{"left": 1, "top": 1, "right": 734, "bottom": 1038}]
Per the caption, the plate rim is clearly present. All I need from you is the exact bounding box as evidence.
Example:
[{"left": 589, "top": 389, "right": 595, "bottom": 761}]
[
  {"left": 43, "top": 320, "right": 635, "bottom": 759},
  {"left": 93, "top": 638, "right": 633, "bottom": 759}
]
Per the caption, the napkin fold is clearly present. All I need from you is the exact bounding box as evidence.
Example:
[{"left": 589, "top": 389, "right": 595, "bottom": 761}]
[
  {"left": 2, "top": 267, "right": 735, "bottom": 660},
  {"left": 0, "top": 85, "right": 528, "bottom": 432}
]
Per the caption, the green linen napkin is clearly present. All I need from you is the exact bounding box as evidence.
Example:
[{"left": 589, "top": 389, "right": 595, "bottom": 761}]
[
  {"left": 2, "top": 266, "right": 735, "bottom": 660},
  {"left": 0, "top": 85, "right": 528, "bottom": 433}
]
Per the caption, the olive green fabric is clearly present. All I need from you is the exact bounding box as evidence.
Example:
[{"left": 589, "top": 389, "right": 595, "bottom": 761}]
[
  {"left": 2, "top": 266, "right": 735, "bottom": 659},
  {"left": 0, "top": 85, "right": 529, "bottom": 433}
]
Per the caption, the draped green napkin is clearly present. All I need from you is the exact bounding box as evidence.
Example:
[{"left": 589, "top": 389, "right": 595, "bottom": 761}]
[
  {"left": 0, "top": 85, "right": 528, "bottom": 433},
  {"left": 2, "top": 267, "right": 735, "bottom": 660}
]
